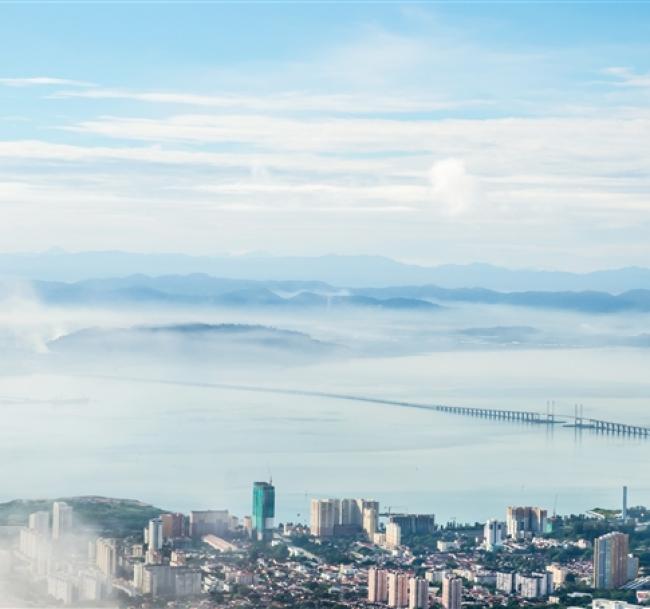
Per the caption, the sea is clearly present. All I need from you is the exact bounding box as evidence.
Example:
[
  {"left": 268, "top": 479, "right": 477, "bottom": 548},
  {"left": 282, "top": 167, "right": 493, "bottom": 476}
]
[{"left": 0, "top": 347, "right": 648, "bottom": 525}]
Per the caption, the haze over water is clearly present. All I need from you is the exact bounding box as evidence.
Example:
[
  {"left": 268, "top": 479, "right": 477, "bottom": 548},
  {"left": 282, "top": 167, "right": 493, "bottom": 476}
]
[{"left": 1, "top": 347, "right": 647, "bottom": 524}]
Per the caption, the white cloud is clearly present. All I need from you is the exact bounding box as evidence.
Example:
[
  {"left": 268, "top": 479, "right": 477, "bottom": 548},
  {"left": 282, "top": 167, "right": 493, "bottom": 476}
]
[
  {"left": 603, "top": 67, "right": 650, "bottom": 88},
  {"left": 429, "top": 158, "right": 482, "bottom": 216},
  {"left": 52, "top": 86, "right": 477, "bottom": 114},
  {"left": 0, "top": 77, "right": 93, "bottom": 88}
]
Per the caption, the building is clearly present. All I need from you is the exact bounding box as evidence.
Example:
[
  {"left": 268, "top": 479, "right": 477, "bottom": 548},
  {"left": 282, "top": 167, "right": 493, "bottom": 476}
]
[
  {"left": 341, "top": 498, "right": 362, "bottom": 527},
  {"left": 441, "top": 575, "right": 462, "bottom": 609},
  {"left": 594, "top": 532, "right": 633, "bottom": 589},
  {"left": 310, "top": 499, "right": 340, "bottom": 538},
  {"left": 189, "top": 510, "right": 231, "bottom": 538},
  {"left": 363, "top": 506, "right": 378, "bottom": 539},
  {"left": 386, "top": 522, "right": 402, "bottom": 548},
  {"left": 226, "top": 569, "right": 255, "bottom": 586},
  {"left": 252, "top": 481, "right": 275, "bottom": 542},
  {"left": 28, "top": 511, "right": 50, "bottom": 537},
  {"left": 436, "top": 540, "right": 461, "bottom": 552},
  {"left": 140, "top": 564, "right": 201, "bottom": 597},
  {"left": 368, "top": 568, "right": 389, "bottom": 603},
  {"left": 79, "top": 570, "right": 110, "bottom": 601},
  {"left": 52, "top": 501, "right": 73, "bottom": 540},
  {"left": 516, "top": 572, "right": 551, "bottom": 599},
  {"left": 174, "top": 567, "right": 202, "bottom": 596},
  {"left": 310, "top": 497, "right": 380, "bottom": 537},
  {"left": 496, "top": 572, "right": 515, "bottom": 593},
  {"left": 242, "top": 515, "right": 253, "bottom": 535},
  {"left": 409, "top": 577, "right": 429, "bottom": 609},
  {"left": 506, "top": 506, "right": 547, "bottom": 539},
  {"left": 47, "top": 574, "right": 76, "bottom": 604},
  {"left": 484, "top": 519, "right": 505, "bottom": 550},
  {"left": 142, "top": 564, "right": 174, "bottom": 596},
  {"left": 547, "top": 564, "right": 568, "bottom": 590},
  {"left": 627, "top": 554, "right": 639, "bottom": 581},
  {"left": 148, "top": 518, "right": 164, "bottom": 551},
  {"left": 96, "top": 538, "right": 117, "bottom": 579},
  {"left": 425, "top": 570, "right": 447, "bottom": 584},
  {"left": 133, "top": 562, "right": 145, "bottom": 592},
  {"left": 593, "top": 600, "right": 643, "bottom": 609},
  {"left": 389, "top": 514, "right": 435, "bottom": 536},
  {"left": 160, "top": 512, "right": 186, "bottom": 539},
  {"left": 388, "top": 572, "right": 409, "bottom": 608},
  {"left": 19, "top": 527, "right": 51, "bottom": 576}
]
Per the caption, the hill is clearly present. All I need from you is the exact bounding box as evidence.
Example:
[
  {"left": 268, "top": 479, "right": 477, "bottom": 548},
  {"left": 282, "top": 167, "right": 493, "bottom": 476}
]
[{"left": 0, "top": 496, "right": 164, "bottom": 536}]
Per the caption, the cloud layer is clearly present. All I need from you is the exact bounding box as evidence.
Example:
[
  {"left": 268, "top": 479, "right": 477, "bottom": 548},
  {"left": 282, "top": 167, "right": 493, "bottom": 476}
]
[{"left": 0, "top": 8, "right": 649, "bottom": 270}]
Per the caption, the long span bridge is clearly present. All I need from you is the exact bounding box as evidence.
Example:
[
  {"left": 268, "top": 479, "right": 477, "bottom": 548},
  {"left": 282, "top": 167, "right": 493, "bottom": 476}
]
[
  {"left": 90, "top": 374, "right": 650, "bottom": 438},
  {"left": 432, "top": 404, "right": 649, "bottom": 436}
]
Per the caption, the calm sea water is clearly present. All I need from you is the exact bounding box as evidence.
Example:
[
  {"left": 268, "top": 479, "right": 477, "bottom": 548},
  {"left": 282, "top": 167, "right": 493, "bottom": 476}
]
[{"left": 0, "top": 347, "right": 648, "bottom": 524}]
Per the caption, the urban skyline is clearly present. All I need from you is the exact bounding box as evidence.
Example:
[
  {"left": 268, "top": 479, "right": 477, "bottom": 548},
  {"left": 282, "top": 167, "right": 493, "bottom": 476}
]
[{"left": 4, "top": 479, "right": 646, "bottom": 607}]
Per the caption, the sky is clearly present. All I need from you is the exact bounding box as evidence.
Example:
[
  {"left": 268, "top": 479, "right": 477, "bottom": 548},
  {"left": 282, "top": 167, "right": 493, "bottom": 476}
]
[{"left": 0, "top": 1, "right": 649, "bottom": 270}]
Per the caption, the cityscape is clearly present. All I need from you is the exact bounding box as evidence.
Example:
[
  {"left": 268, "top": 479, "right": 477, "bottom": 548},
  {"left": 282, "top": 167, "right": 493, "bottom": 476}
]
[
  {"left": 1, "top": 482, "right": 647, "bottom": 608},
  {"left": 1, "top": 2, "right": 650, "bottom": 609}
]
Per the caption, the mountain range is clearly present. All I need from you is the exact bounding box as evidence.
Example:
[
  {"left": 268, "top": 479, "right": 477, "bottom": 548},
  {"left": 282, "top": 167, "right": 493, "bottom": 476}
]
[
  {"left": 3, "top": 250, "right": 650, "bottom": 291},
  {"left": 16, "top": 274, "right": 650, "bottom": 314}
]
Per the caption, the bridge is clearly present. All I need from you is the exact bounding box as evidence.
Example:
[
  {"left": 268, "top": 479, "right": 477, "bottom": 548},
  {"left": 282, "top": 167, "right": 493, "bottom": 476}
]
[
  {"left": 90, "top": 374, "right": 650, "bottom": 439},
  {"left": 428, "top": 404, "right": 649, "bottom": 436}
]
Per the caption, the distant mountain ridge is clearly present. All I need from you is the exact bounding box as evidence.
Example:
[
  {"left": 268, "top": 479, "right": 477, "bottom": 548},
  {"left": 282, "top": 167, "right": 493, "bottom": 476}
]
[
  {"left": 2, "top": 250, "right": 650, "bottom": 291},
  {"left": 30, "top": 276, "right": 442, "bottom": 311},
  {"left": 17, "top": 274, "right": 650, "bottom": 313}
]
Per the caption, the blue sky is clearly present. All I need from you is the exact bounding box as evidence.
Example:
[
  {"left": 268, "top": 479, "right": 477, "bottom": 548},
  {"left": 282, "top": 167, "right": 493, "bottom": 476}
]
[{"left": 0, "top": 1, "right": 649, "bottom": 269}]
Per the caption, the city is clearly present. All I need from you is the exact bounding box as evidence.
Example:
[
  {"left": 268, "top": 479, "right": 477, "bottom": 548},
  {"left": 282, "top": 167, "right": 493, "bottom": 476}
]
[
  {"left": 1, "top": 2, "right": 650, "bottom": 609},
  {"left": 1, "top": 483, "right": 648, "bottom": 608}
]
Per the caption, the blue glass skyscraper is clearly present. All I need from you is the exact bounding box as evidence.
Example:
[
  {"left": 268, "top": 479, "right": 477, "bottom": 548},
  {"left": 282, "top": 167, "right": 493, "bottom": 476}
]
[{"left": 252, "top": 481, "right": 275, "bottom": 542}]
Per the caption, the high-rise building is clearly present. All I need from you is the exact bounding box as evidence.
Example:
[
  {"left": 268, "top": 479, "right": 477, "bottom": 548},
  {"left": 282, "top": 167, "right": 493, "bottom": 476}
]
[
  {"left": 189, "top": 510, "right": 230, "bottom": 538},
  {"left": 148, "top": 518, "right": 164, "bottom": 551},
  {"left": 47, "top": 575, "right": 75, "bottom": 604},
  {"left": 389, "top": 514, "right": 436, "bottom": 536},
  {"left": 28, "top": 511, "right": 50, "bottom": 537},
  {"left": 52, "top": 502, "right": 73, "bottom": 540},
  {"left": 386, "top": 522, "right": 402, "bottom": 548},
  {"left": 95, "top": 538, "right": 117, "bottom": 579},
  {"left": 506, "top": 507, "right": 547, "bottom": 539},
  {"left": 496, "top": 572, "right": 515, "bottom": 593},
  {"left": 139, "top": 564, "right": 201, "bottom": 597},
  {"left": 409, "top": 577, "right": 429, "bottom": 609},
  {"left": 368, "top": 567, "right": 389, "bottom": 603},
  {"left": 484, "top": 519, "right": 505, "bottom": 550},
  {"left": 363, "top": 506, "right": 378, "bottom": 539},
  {"left": 309, "top": 497, "right": 379, "bottom": 537},
  {"left": 160, "top": 513, "right": 186, "bottom": 539},
  {"left": 593, "top": 532, "right": 632, "bottom": 589},
  {"left": 252, "top": 481, "right": 275, "bottom": 542},
  {"left": 515, "top": 572, "right": 551, "bottom": 598},
  {"left": 341, "top": 499, "right": 362, "bottom": 527},
  {"left": 310, "top": 499, "right": 340, "bottom": 538},
  {"left": 622, "top": 486, "right": 628, "bottom": 521},
  {"left": 441, "top": 575, "right": 462, "bottom": 609},
  {"left": 388, "top": 572, "right": 409, "bottom": 608}
]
